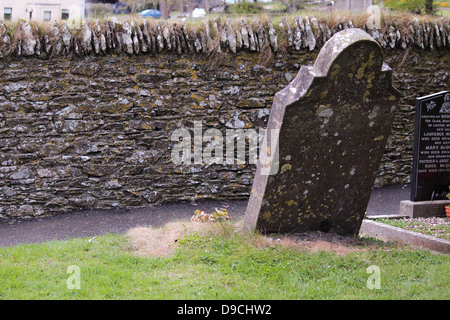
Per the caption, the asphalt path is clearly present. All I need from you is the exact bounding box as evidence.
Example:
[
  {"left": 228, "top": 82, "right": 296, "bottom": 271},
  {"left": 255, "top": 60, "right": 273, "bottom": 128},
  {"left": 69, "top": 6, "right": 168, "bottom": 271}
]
[{"left": 0, "top": 184, "right": 411, "bottom": 247}]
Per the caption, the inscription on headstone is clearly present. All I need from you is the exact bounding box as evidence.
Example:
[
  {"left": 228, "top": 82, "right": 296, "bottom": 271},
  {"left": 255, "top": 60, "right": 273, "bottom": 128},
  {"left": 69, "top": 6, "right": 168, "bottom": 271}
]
[
  {"left": 411, "top": 91, "right": 450, "bottom": 201},
  {"left": 243, "top": 28, "right": 400, "bottom": 236}
]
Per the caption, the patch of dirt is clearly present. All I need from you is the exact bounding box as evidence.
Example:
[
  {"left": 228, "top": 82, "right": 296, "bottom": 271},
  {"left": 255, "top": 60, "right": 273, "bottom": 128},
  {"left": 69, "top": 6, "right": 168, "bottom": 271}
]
[
  {"left": 126, "top": 220, "right": 369, "bottom": 258},
  {"left": 267, "top": 231, "right": 367, "bottom": 256},
  {"left": 126, "top": 221, "right": 226, "bottom": 257}
]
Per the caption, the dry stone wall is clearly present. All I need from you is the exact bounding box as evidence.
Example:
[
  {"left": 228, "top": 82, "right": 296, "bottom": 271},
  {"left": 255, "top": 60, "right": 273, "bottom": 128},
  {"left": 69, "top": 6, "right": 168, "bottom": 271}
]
[{"left": 0, "top": 15, "right": 449, "bottom": 219}]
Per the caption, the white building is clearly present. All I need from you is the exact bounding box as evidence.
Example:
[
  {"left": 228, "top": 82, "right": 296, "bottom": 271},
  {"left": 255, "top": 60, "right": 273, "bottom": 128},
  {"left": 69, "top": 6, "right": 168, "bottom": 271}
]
[
  {"left": 334, "top": 0, "right": 373, "bottom": 11},
  {"left": 1, "top": 0, "right": 85, "bottom": 22}
]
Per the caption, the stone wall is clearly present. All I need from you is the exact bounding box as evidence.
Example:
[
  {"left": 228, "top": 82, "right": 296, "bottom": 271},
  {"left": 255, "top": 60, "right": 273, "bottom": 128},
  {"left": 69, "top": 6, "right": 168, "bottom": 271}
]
[{"left": 0, "top": 15, "right": 449, "bottom": 219}]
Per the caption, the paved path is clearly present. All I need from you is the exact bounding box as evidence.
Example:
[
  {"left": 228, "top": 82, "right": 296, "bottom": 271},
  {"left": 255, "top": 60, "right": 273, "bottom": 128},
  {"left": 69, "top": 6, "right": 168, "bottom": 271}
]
[{"left": 0, "top": 184, "right": 411, "bottom": 247}]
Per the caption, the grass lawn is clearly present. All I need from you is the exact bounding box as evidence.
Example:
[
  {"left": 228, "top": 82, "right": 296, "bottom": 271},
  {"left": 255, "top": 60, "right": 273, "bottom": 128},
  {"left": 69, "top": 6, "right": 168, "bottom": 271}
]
[
  {"left": 436, "top": 9, "right": 450, "bottom": 17},
  {"left": 0, "top": 221, "right": 449, "bottom": 300}
]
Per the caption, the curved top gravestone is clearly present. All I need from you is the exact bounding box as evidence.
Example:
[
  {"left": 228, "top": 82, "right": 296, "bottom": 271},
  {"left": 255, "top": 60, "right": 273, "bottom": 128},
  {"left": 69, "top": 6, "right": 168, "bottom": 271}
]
[{"left": 243, "top": 28, "right": 400, "bottom": 236}]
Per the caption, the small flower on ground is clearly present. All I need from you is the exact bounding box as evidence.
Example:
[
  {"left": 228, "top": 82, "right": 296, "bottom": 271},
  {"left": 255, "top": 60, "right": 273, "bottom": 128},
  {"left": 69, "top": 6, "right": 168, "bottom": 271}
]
[{"left": 190, "top": 208, "right": 231, "bottom": 222}]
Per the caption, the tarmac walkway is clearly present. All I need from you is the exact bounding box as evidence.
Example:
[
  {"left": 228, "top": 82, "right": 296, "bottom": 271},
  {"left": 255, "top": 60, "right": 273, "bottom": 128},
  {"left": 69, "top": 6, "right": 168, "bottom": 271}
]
[{"left": 0, "top": 184, "right": 411, "bottom": 247}]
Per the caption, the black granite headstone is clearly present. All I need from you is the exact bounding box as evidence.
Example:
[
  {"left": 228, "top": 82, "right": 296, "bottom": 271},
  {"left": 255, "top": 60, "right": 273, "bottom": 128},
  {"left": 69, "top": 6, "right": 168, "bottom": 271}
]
[
  {"left": 243, "top": 28, "right": 400, "bottom": 236},
  {"left": 411, "top": 91, "right": 450, "bottom": 201}
]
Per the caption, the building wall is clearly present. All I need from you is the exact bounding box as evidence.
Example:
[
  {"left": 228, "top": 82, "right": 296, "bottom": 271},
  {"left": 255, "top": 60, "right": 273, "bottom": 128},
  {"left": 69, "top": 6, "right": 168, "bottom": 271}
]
[
  {"left": 334, "top": 0, "right": 373, "bottom": 11},
  {"left": 0, "top": 0, "right": 85, "bottom": 22}
]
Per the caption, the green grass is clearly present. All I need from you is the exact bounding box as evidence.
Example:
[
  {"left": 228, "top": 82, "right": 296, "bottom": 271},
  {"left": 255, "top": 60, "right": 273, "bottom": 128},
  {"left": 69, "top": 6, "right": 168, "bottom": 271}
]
[
  {"left": 436, "top": 8, "right": 450, "bottom": 17},
  {"left": 0, "top": 224, "right": 449, "bottom": 300}
]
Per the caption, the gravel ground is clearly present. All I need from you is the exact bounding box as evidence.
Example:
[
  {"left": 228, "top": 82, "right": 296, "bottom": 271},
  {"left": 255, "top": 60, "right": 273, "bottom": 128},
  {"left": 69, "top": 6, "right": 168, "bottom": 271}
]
[{"left": 377, "top": 217, "right": 450, "bottom": 241}]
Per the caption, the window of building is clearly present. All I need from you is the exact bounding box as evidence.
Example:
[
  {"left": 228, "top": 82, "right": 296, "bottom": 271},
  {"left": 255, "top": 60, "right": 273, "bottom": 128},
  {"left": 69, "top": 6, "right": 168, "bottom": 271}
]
[
  {"left": 4, "top": 7, "right": 12, "bottom": 21},
  {"left": 43, "top": 11, "right": 51, "bottom": 21},
  {"left": 61, "top": 9, "right": 69, "bottom": 20}
]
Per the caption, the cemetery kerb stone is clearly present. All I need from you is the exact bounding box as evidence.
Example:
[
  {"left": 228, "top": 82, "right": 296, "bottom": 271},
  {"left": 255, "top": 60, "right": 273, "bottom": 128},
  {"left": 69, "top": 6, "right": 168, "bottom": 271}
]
[{"left": 243, "top": 28, "right": 401, "bottom": 236}]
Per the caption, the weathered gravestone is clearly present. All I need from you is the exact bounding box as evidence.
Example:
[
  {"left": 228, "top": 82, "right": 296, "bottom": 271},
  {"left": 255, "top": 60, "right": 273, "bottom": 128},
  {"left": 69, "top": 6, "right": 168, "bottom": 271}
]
[{"left": 243, "top": 28, "right": 400, "bottom": 236}]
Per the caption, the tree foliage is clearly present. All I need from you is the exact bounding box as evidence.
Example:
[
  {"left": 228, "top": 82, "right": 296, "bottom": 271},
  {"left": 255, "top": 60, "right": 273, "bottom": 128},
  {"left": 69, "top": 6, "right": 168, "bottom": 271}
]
[
  {"left": 122, "top": 0, "right": 151, "bottom": 13},
  {"left": 229, "top": 0, "right": 264, "bottom": 14},
  {"left": 279, "top": 0, "right": 306, "bottom": 14},
  {"left": 384, "top": 0, "right": 436, "bottom": 14}
]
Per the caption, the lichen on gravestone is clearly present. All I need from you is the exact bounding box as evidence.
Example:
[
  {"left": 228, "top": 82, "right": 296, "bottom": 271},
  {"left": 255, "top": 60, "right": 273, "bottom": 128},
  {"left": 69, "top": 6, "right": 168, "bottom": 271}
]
[{"left": 243, "top": 28, "right": 400, "bottom": 236}]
